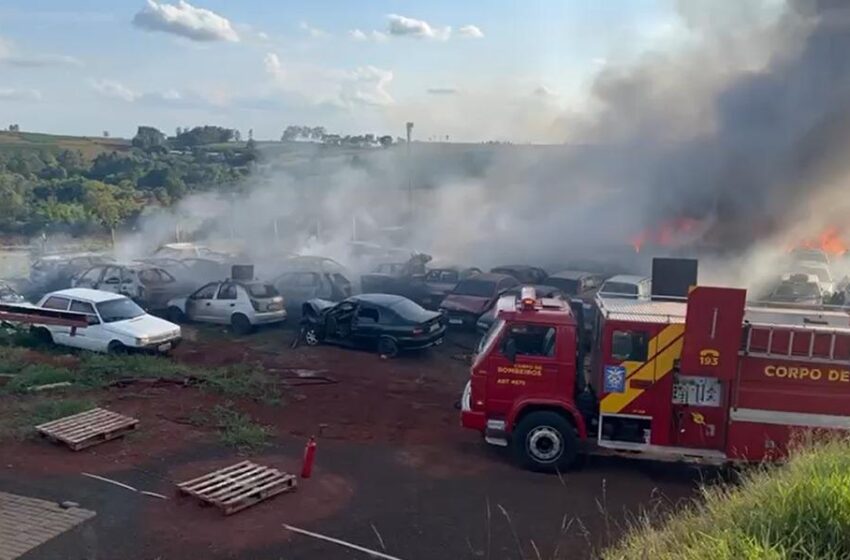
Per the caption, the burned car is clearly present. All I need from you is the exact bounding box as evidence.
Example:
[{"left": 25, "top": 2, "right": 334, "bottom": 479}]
[
  {"left": 544, "top": 271, "right": 607, "bottom": 299},
  {"left": 490, "top": 265, "right": 548, "bottom": 284},
  {"left": 440, "top": 273, "right": 520, "bottom": 328},
  {"left": 765, "top": 274, "right": 823, "bottom": 305},
  {"left": 71, "top": 263, "right": 196, "bottom": 311},
  {"left": 361, "top": 253, "right": 480, "bottom": 309},
  {"left": 271, "top": 256, "right": 353, "bottom": 317},
  {"left": 30, "top": 253, "right": 114, "bottom": 293},
  {"left": 301, "top": 294, "right": 445, "bottom": 357},
  {"left": 360, "top": 253, "right": 432, "bottom": 294},
  {"left": 0, "top": 280, "right": 27, "bottom": 304}
]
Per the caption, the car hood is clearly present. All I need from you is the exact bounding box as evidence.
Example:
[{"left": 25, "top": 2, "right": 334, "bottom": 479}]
[
  {"left": 167, "top": 297, "right": 188, "bottom": 311},
  {"left": 303, "top": 298, "right": 337, "bottom": 314},
  {"left": 440, "top": 294, "right": 491, "bottom": 314},
  {"left": 101, "top": 314, "right": 180, "bottom": 338}
]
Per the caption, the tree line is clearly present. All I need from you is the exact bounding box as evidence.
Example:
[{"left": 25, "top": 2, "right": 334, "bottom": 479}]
[{"left": 0, "top": 125, "right": 255, "bottom": 237}]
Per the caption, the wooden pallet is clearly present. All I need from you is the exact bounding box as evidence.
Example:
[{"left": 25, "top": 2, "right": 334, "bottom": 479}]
[
  {"left": 35, "top": 408, "right": 139, "bottom": 451},
  {"left": 177, "top": 460, "right": 297, "bottom": 515}
]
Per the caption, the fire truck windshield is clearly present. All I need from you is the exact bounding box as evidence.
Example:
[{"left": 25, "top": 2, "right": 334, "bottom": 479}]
[{"left": 474, "top": 318, "right": 505, "bottom": 366}]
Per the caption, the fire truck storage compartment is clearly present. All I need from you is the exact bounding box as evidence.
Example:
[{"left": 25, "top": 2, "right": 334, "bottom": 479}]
[{"left": 599, "top": 414, "right": 651, "bottom": 444}]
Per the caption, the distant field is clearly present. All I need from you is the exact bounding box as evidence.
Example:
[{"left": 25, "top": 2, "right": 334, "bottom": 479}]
[{"left": 0, "top": 131, "right": 130, "bottom": 160}]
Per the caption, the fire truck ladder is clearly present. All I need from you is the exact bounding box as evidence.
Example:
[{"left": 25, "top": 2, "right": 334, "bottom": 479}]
[{"left": 742, "top": 323, "right": 846, "bottom": 363}]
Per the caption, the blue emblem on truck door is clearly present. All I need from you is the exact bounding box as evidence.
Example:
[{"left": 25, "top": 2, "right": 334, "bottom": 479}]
[{"left": 604, "top": 365, "right": 627, "bottom": 393}]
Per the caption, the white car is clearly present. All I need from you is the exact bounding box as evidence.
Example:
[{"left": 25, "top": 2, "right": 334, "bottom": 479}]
[
  {"left": 598, "top": 275, "right": 651, "bottom": 299},
  {"left": 166, "top": 280, "right": 286, "bottom": 334},
  {"left": 33, "top": 288, "right": 181, "bottom": 354},
  {"left": 791, "top": 261, "right": 835, "bottom": 296}
]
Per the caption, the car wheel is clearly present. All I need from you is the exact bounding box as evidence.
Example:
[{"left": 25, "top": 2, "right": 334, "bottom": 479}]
[
  {"left": 513, "top": 411, "right": 579, "bottom": 472},
  {"left": 167, "top": 306, "right": 185, "bottom": 324},
  {"left": 303, "top": 326, "right": 320, "bottom": 346},
  {"left": 107, "top": 341, "right": 129, "bottom": 355},
  {"left": 31, "top": 327, "right": 53, "bottom": 346},
  {"left": 377, "top": 336, "right": 399, "bottom": 358},
  {"left": 231, "top": 313, "right": 253, "bottom": 335}
]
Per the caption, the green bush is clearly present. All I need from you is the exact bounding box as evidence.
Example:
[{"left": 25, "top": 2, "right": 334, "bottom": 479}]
[
  {"left": 604, "top": 437, "right": 850, "bottom": 560},
  {"left": 209, "top": 404, "right": 272, "bottom": 452}
]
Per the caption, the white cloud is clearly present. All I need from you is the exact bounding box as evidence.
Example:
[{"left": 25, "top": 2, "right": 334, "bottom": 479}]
[
  {"left": 0, "top": 36, "right": 82, "bottom": 67},
  {"left": 0, "top": 87, "right": 42, "bottom": 101},
  {"left": 427, "top": 87, "right": 459, "bottom": 95},
  {"left": 299, "top": 21, "right": 329, "bottom": 39},
  {"left": 132, "top": 0, "right": 239, "bottom": 43},
  {"left": 264, "top": 52, "right": 394, "bottom": 108},
  {"left": 348, "top": 29, "right": 389, "bottom": 42},
  {"left": 458, "top": 24, "right": 484, "bottom": 39},
  {"left": 387, "top": 14, "right": 450, "bottom": 40},
  {"left": 91, "top": 79, "right": 139, "bottom": 102}
]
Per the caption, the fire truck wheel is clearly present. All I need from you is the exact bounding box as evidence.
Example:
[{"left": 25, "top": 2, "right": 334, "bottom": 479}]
[{"left": 514, "top": 411, "right": 578, "bottom": 472}]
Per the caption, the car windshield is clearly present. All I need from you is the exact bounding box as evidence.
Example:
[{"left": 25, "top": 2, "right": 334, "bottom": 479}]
[
  {"left": 391, "top": 299, "right": 433, "bottom": 322},
  {"left": 452, "top": 279, "right": 496, "bottom": 297},
  {"left": 475, "top": 318, "right": 505, "bottom": 361},
  {"left": 774, "top": 282, "right": 820, "bottom": 298},
  {"left": 246, "top": 283, "right": 279, "bottom": 298},
  {"left": 95, "top": 297, "right": 146, "bottom": 323},
  {"left": 547, "top": 278, "right": 581, "bottom": 295},
  {"left": 601, "top": 282, "right": 639, "bottom": 296},
  {"left": 798, "top": 267, "right": 831, "bottom": 282}
]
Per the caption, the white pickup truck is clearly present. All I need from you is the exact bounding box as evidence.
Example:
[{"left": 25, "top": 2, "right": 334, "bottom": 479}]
[{"left": 33, "top": 288, "right": 181, "bottom": 354}]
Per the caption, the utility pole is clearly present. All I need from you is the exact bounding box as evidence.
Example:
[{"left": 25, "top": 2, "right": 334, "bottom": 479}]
[{"left": 406, "top": 121, "right": 414, "bottom": 218}]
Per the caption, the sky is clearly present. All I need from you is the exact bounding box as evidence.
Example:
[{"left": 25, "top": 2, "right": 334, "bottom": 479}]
[{"left": 0, "top": 0, "right": 767, "bottom": 142}]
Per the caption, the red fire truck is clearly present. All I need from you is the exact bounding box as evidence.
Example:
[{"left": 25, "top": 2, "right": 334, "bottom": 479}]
[{"left": 461, "top": 285, "right": 850, "bottom": 471}]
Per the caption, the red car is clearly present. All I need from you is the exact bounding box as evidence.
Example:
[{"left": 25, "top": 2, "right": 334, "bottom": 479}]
[{"left": 439, "top": 273, "right": 519, "bottom": 328}]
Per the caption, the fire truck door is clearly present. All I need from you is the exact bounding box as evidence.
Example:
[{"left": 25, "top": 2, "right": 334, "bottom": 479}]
[{"left": 488, "top": 323, "right": 562, "bottom": 412}]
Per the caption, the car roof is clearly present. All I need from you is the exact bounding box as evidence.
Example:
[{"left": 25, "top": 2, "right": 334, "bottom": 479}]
[
  {"left": 46, "top": 288, "right": 125, "bottom": 303},
  {"left": 461, "top": 272, "right": 516, "bottom": 283},
  {"left": 349, "top": 293, "right": 411, "bottom": 306},
  {"left": 491, "top": 265, "right": 540, "bottom": 271},
  {"left": 549, "top": 270, "right": 596, "bottom": 279},
  {"left": 603, "top": 274, "right": 648, "bottom": 285}
]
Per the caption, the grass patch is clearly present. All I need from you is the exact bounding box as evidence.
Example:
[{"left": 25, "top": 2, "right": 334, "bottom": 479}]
[
  {"left": 4, "top": 364, "right": 75, "bottom": 393},
  {"left": 0, "top": 397, "right": 96, "bottom": 440},
  {"left": 201, "top": 364, "right": 282, "bottom": 404},
  {"left": 0, "top": 346, "right": 31, "bottom": 374},
  {"left": 76, "top": 353, "right": 192, "bottom": 387},
  {"left": 203, "top": 404, "right": 272, "bottom": 452},
  {"left": 603, "top": 436, "right": 850, "bottom": 560}
]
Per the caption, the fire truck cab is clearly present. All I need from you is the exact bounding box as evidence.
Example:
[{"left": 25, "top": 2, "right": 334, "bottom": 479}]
[{"left": 461, "top": 285, "right": 850, "bottom": 471}]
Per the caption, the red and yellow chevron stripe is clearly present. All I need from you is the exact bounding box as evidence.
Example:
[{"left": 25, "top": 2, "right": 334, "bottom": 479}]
[{"left": 600, "top": 323, "right": 685, "bottom": 414}]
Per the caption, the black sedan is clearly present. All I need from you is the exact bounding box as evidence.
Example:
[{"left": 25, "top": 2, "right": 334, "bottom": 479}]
[{"left": 300, "top": 294, "right": 445, "bottom": 357}]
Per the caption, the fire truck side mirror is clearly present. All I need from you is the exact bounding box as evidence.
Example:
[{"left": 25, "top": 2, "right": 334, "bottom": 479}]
[{"left": 504, "top": 337, "right": 517, "bottom": 363}]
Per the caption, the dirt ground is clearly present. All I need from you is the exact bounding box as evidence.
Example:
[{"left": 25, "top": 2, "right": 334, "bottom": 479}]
[{"left": 0, "top": 325, "right": 700, "bottom": 559}]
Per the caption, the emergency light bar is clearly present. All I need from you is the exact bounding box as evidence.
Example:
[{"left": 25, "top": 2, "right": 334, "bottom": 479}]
[{"left": 520, "top": 286, "right": 537, "bottom": 310}]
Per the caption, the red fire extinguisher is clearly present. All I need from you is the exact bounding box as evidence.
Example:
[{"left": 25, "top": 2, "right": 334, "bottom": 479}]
[{"left": 301, "top": 436, "right": 317, "bottom": 479}]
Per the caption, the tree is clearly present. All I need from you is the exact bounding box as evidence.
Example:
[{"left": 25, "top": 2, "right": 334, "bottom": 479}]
[
  {"left": 234, "top": 130, "right": 242, "bottom": 142},
  {"left": 8, "top": 124, "right": 19, "bottom": 132},
  {"left": 82, "top": 180, "right": 141, "bottom": 243},
  {"left": 379, "top": 135, "right": 393, "bottom": 147},
  {"left": 173, "top": 126, "right": 235, "bottom": 147},
  {"left": 132, "top": 126, "right": 167, "bottom": 152}
]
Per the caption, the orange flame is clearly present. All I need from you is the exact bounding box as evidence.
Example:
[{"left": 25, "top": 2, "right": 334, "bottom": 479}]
[
  {"left": 795, "top": 226, "right": 848, "bottom": 256},
  {"left": 630, "top": 218, "right": 702, "bottom": 253}
]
